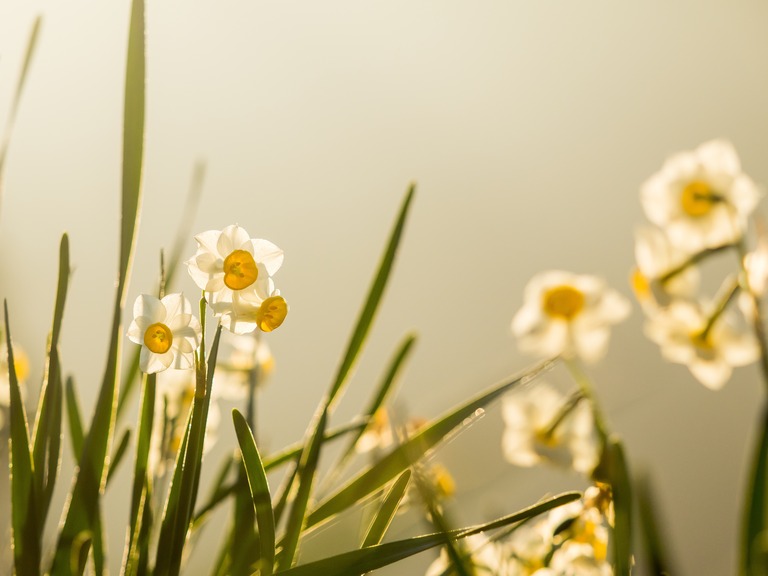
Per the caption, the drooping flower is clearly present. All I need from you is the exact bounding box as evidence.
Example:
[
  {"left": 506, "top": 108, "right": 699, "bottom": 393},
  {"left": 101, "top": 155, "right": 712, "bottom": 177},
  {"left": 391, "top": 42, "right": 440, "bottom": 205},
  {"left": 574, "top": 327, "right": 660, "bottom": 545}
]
[
  {"left": 640, "top": 139, "right": 761, "bottom": 253},
  {"left": 127, "top": 293, "right": 202, "bottom": 374},
  {"left": 212, "top": 289, "right": 289, "bottom": 335},
  {"left": 502, "top": 381, "right": 601, "bottom": 476},
  {"left": 512, "top": 271, "right": 630, "bottom": 363},
  {"left": 644, "top": 298, "right": 759, "bottom": 390},
  {"left": 186, "top": 224, "right": 284, "bottom": 310},
  {"left": 632, "top": 226, "right": 700, "bottom": 311}
]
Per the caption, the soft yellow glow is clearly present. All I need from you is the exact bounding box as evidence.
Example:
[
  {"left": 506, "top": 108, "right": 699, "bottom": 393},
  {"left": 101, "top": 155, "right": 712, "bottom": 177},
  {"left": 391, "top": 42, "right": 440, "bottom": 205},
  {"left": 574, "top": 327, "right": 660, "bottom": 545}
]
[
  {"left": 630, "top": 267, "right": 651, "bottom": 302},
  {"left": 144, "top": 322, "right": 173, "bottom": 354},
  {"left": 223, "top": 249, "right": 258, "bottom": 290},
  {"left": 256, "top": 295, "right": 288, "bottom": 332},
  {"left": 542, "top": 285, "right": 585, "bottom": 320},
  {"left": 681, "top": 180, "right": 716, "bottom": 217}
]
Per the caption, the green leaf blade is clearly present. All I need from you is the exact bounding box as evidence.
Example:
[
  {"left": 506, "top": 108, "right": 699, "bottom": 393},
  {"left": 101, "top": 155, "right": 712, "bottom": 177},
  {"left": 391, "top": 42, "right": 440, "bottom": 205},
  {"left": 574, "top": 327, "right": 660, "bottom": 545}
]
[
  {"left": 233, "top": 409, "right": 276, "bottom": 576},
  {"left": 361, "top": 470, "right": 411, "bottom": 549}
]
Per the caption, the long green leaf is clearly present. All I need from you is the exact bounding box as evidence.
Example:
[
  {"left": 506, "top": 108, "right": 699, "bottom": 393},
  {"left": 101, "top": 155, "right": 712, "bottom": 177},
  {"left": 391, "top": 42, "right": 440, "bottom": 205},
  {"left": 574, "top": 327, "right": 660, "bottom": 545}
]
[
  {"left": 30, "top": 233, "right": 68, "bottom": 523},
  {"left": 279, "top": 186, "right": 416, "bottom": 570},
  {"left": 65, "top": 376, "right": 85, "bottom": 460},
  {"left": 274, "top": 493, "right": 580, "bottom": 576},
  {"left": 361, "top": 470, "right": 411, "bottom": 549},
  {"left": 636, "top": 473, "right": 674, "bottom": 576},
  {"left": 306, "top": 358, "right": 556, "bottom": 530},
  {"left": 50, "top": 0, "right": 145, "bottom": 571},
  {"left": 5, "top": 301, "right": 41, "bottom": 576},
  {"left": 0, "top": 15, "right": 42, "bottom": 211},
  {"left": 606, "top": 438, "right": 632, "bottom": 576},
  {"left": 122, "top": 373, "right": 155, "bottom": 576},
  {"left": 106, "top": 429, "right": 132, "bottom": 484},
  {"left": 233, "top": 409, "right": 276, "bottom": 576},
  {"left": 742, "top": 404, "right": 768, "bottom": 576}
]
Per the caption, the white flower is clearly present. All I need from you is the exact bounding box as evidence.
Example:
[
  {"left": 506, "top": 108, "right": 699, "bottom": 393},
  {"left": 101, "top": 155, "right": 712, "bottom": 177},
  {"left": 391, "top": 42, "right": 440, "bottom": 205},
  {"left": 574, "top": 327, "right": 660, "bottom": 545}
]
[
  {"left": 512, "top": 271, "right": 630, "bottom": 363},
  {"left": 127, "top": 293, "right": 202, "bottom": 374},
  {"left": 214, "top": 332, "right": 275, "bottom": 401},
  {"left": 645, "top": 299, "right": 759, "bottom": 390},
  {"left": 502, "top": 382, "right": 601, "bottom": 476},
  {"left": 426, "top": 534, "right": 517, "bottom": 576},
  {"left": 632, "top": 226, "right": 700, "bottom": 310},
  {"left": 212, "top": 289, "right": 288, "bottom": 335},
  {"left": 640, "top": 139, "right": 761, "bottom": 253},
  {"left": 149, "top": 368, "right": 221, "bottom": 477},
  {"left": 186, "top": 224, "right": 284, "bottom": 310}
]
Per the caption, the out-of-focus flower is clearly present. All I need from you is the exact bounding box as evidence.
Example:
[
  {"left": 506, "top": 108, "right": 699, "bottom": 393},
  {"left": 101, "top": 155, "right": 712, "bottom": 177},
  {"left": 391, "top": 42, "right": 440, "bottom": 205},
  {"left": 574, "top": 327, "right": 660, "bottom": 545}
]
[
  {"left": 502, "top": 382, "right": 600, "bottom": 476},
  {"left": 425, "top": 534, "right": 517, "bottom": 576},
  {"left": 186, "top": 224, "right": 284, "bottom": 310},
  {"left": 632, "top": 226, "right": 700, "bottom": 310},
  {"left": 212, "top": 289, "right": 289, "bottom": 335},
  {"left": 356, "top": 407, "right": 394, "bottom": 454},
  {"left": 127, "top": 294, "right": 202, "bottom": 374},
  {"left": 512, "top": 271, "right": 630, "bottom": 363},
  {"left": 214, "top": 332, "right": 275, "bottom": 401},
  {"left": 640, "top": 139, "right": 761, "bottom": 253},
  {"left": 0, "top": 341, "right": 29, "bottom": 430},
  {"left": 645, "top": 299, "right": 759, "bottom": 390},
  {"left": 149, "top": 368, "right": 221, "bottom": 477}
]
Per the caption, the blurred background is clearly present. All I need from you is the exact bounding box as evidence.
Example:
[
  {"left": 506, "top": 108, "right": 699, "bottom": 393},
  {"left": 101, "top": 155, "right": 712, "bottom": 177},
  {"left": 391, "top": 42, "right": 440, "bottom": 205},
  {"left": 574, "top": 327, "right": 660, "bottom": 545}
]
[{"left": 1, "top": 1, "right": 767, "bottom": 574}]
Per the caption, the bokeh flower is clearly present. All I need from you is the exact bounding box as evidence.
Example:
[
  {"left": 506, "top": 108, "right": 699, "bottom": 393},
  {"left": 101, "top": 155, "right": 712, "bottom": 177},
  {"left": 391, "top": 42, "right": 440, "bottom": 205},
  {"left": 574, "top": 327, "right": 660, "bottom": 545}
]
[
  {"left": 186, "top": 224, "right": 284, "bottom": 310},
  {"left": 640, "top": 139, "right": 761, "bottom": 253},
  {"left": 214, "top": 331, "right": 275, "bottom": 401},
  {"left": 502, "top": 381, "right": 600, "bottom": 476},
  {"left": 512, "top": 271, "right": 630, "bottom": 363},
  {"left": 644, "top": 299, "right": 759, "bottom": 390},
  {"left": 127, "top": 293, "right": 202, "bottom": 374},
  {"left": 632, "top": 226, "right": 700, "bottom": 310}
]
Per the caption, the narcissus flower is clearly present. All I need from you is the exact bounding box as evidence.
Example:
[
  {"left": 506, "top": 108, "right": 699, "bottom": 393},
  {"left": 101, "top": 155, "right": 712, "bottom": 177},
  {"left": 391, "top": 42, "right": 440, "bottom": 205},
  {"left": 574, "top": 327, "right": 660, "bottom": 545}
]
[
  {"left": 502, "top": 382, "right": 600, "bottom": 476},
  {"left": 644, "top": 299, "right": 759, "bottom": 390},
  {"left": 212, "top": 289, "right": 289, "bottom": 335},
  {"left": 640, "top": 139, "right": 761, "bottom": 252},
  {"left": 512, "top": 271, "right": 630, "bottom": 363},
  {"left": 214, "top": 332, "right": 275, "bottom": 401},
  {"left": 186, "top": 224, "right": 284, "bottom": 308},
  {"left": 632, "top": 226, "right": 699, "bottom": 310},
  {"left": 127, "top": 293, "right": 202, "bottom": 374}
]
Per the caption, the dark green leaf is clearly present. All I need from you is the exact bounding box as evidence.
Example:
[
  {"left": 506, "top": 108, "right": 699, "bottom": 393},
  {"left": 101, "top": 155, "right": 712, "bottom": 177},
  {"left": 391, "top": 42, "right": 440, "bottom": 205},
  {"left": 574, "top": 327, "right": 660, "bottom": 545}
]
[
  {"left": 106, "top": 429, "right": 132, "bottom": 485},
  {"left": 743, "top": 404, "right": 768, "bottom": 576},
  {"left": 233, "top": 409, "right": 276, "bottom": 576},
  {"left": 606, "top": 438, "right": 632, "bottom": 576},
  {"left": 65, "top": 376, "right": 85, "bottom": 460},
  {"left": 5, "top": 301, "right": 41, "bottom": 576}
]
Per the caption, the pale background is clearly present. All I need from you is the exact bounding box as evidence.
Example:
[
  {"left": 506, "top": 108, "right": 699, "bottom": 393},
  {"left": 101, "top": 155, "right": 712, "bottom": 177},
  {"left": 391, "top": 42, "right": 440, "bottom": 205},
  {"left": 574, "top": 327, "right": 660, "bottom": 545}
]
[{"left": 1, "top": 1, "right": 767, "bottom": 574}]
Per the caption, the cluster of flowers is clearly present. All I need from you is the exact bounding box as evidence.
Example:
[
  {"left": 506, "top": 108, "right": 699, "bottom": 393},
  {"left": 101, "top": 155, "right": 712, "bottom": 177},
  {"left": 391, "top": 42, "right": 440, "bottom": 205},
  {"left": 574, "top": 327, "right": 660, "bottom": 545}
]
[
  {"left": 633, "top": 139, "right": 764, "bottom": 390},
  {"left": 126, "top": 224, "right": 287, "bottom": 474},
  {"left": 427, "top": 485, "right": 613, "bottom": 576}
]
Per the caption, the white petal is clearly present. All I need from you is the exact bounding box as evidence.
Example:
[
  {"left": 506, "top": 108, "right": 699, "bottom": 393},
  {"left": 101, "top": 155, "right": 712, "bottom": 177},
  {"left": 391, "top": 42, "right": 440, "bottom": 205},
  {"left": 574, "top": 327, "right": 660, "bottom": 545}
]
[
  {"left": 689, "top": 357, "right": 732, "bottom": 390},
  {"left": 572, "top": 326, "right": 610, "bottom": 364},
  {"left": 133, "top": 294, "right": 166, "bottom": 324},
  {"left": 252, "top": 239, "right": 284, "bottom": 275},
  {"left": 218, "top": 224, "right": 251, "bottom": 256},
  {"left": 194, "top": 230, "right": 223, "bottom": 256}
]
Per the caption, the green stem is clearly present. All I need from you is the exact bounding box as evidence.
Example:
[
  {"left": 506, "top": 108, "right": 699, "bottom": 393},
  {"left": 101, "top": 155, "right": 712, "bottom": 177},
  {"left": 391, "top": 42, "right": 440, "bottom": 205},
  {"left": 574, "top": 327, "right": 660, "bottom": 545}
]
[
  {"left": 700, "top": 275, "right": 740, "bottom": 341},
  {"left": 659, "top": 243, "right": 735, "bottom": 284},
  {"left": 563, "top": 357, "right": 609, "bottom": 444},
  {"left": 737, "top": 240, "right": 768, "bottom": 393}
]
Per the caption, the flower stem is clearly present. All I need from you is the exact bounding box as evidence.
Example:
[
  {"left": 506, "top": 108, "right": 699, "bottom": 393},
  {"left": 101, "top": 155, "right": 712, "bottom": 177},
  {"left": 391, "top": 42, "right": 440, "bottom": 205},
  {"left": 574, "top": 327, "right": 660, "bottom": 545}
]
[
  {"left": 659, "top": 243, "right": 735, "bottom": 284},
  {"left": 700, "top": 275, "right": 740, "bottom": 341},
  {"left": 563, "top": 357, "right": 609, "bottom": 444}
]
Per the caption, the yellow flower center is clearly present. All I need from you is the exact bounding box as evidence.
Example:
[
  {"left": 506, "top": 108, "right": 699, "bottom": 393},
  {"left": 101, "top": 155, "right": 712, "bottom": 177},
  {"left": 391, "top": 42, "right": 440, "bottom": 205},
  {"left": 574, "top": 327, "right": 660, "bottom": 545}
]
[
  {"left": 144, "top": 322, "right": 173, "bottom": 354},
  {"left": 542, "top": 285, "right": 585, "bottom": 320},
  {"left": 223, "top": 249, "right": 259, "bottom": 290},
  {"left": 630, "top": 267, "right": 651, "bottom": 302},
  {"left": 256, "top": 295, "right": 288, "bottom": 332},
  {"left": 681, "top": 180, "right": 717, "bottom": 218}
]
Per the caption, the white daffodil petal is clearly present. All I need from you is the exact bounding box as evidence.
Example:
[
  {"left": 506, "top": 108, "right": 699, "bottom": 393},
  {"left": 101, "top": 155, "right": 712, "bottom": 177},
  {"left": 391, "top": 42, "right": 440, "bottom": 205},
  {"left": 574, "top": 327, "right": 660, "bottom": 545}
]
[{"left": 689, "top": 358, "right": 732, "bottom": 390}]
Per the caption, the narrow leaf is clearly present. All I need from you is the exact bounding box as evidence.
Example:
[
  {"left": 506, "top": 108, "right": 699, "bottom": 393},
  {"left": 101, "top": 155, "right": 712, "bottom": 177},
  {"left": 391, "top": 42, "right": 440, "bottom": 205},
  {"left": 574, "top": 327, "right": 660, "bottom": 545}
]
[
  {"left": 5, "top": 301, "right": 41, "bottom": 576},
  {"left": 306, "top": 358, "right": 555, "bottom": 530},
  {"left": 65, "top": 376, "right": 85, "bottom": 460},
  {"left": 50, "top": 0, "right": 145, "bottom": 570},
  {"left": 636, "top": 473, "right": 675, "bottom": 576},
  {"left": 361, "top": 470, "right": 411, "bottom": 548},
  {"left": 106, "top": 429, "right": 132, "bottom": 484},
  {"left": 606, "top": 438, "right": 632, "bottom": 576},
  {"left": 0, "top": 15, "right": 42, "bottom": 209},
  {"left": 233, "top": 409, "right": 276, "bottom": 576},
  {"left": 742, "top": 404, "right": 768, "bottom": 576},
  {"left": 275, "top": 493, "right": 581, "bottom": 576}
]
